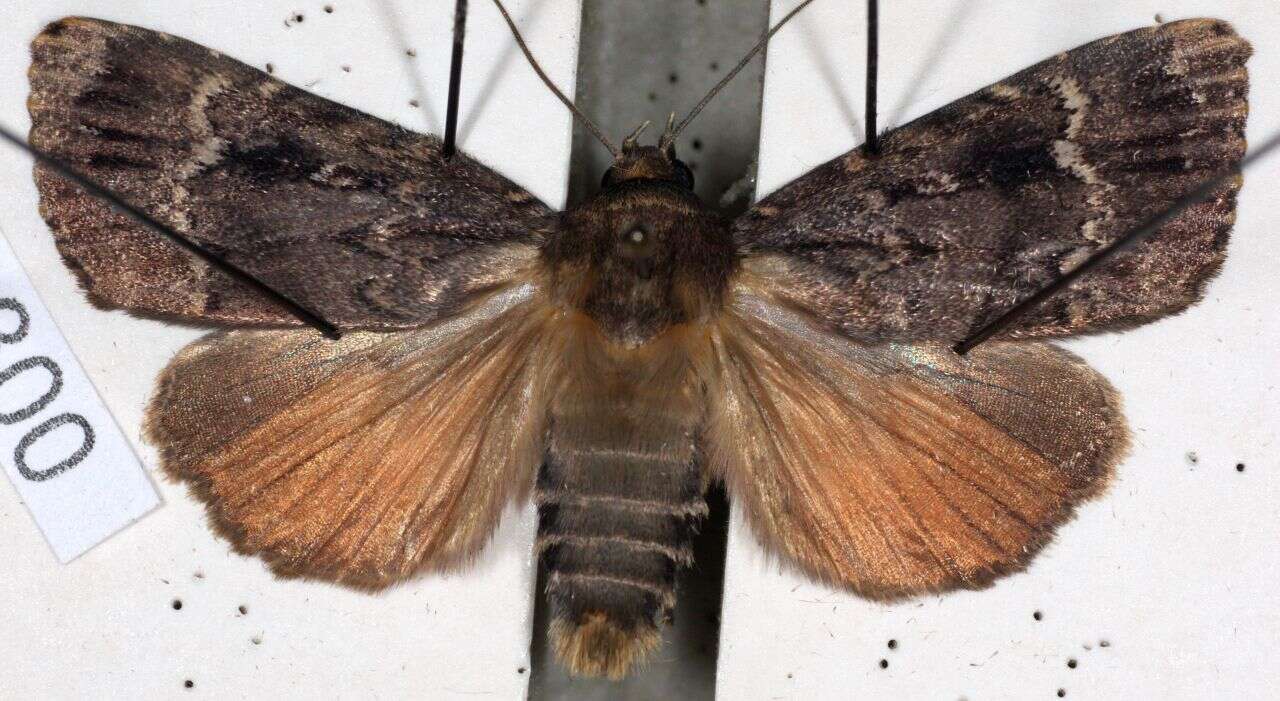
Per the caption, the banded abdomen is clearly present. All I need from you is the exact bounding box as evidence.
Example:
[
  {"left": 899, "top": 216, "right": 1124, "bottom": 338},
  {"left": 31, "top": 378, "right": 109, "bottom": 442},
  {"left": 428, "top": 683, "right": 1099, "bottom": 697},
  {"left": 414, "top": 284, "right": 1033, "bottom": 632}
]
[{"left": 537, "top": 326, "right": 707, "bottom": 679}]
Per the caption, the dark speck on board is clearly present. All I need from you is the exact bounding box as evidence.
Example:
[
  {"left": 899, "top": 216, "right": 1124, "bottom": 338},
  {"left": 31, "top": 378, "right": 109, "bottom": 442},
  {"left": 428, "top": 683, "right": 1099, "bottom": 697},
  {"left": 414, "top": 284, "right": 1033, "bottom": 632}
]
[
  {"left": 1236, "top": 462, "right": 1246, "bottom": 473},
  {"left": 1034, "top": 610, "right": 1044, "bottom": 621},
  {"left": 172, "top": 599, "right": 183, "bottom": 611},
  {"left": 878, "top": 659, "right": 889, "bottom": 669},
  {"left": 184, "top": 680, "right": 194, "bottom": 689}
]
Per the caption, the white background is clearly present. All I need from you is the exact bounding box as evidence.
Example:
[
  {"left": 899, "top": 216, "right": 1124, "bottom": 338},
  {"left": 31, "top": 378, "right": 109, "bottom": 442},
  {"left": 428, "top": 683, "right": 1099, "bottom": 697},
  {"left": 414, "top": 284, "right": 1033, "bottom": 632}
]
[
  {"left": 1, "top": 1, "right": 1277, "bottom": 700},
  {"left": 0, "top": 1, "right": 578, "bottom": 698},
  {"left": 721, "top": 2, "right": 1280, "bottom": 700}
]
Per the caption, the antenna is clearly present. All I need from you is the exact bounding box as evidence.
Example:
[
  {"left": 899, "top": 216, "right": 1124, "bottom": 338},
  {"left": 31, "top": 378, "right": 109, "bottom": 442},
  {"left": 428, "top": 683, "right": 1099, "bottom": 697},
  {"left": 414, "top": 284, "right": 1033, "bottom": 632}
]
[
  {"left": 0, "top": 125, "right": 342, "bottom": 340},
  {"left": 443, "top": 0, "right": 468, "bottom": 158},
  {"left": 953, "top": 129, "right": 1280, "bottom": 355},
  {"left": 490, "top": 0, "right": 618, "bottom": 156},
  {"left": 663, "top": 0, "right": 819, "bottom": 150},
  {"left": 864, "top": 0, "right": 879, "bottom": 155}
]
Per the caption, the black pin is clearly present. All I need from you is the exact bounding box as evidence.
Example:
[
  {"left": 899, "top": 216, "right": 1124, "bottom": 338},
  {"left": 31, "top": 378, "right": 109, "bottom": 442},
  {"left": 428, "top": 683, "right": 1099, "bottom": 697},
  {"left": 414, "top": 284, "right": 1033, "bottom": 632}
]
[
  {"left": 442, "top": 0, "right": 468, "bottom": 159},
  {"left": 864, "top": 0, "right": 879, "bottom": 155},
  {"left": 0, "top": 125, "right": 342, "bottom": 340},
  {"left": 954, "top": 129, "right": 1280, "bottom": 355}
]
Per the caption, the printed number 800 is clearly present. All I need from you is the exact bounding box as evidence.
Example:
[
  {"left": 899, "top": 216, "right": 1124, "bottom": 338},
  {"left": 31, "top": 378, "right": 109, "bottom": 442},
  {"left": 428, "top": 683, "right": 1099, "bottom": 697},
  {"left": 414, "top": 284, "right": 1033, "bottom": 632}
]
[{"left": 0, "top": 297, "right": 95, "bottom": 481}]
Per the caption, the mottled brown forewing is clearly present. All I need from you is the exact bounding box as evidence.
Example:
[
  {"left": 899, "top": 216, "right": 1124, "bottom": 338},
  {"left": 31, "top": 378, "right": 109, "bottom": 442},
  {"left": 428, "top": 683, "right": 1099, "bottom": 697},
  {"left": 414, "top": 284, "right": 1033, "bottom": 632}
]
[
  {"left": 735, "top": 19, "right": 1249, "bottom": 343},
  {"left": 28, "top": 17, "right": 552, "bottom": 330}
]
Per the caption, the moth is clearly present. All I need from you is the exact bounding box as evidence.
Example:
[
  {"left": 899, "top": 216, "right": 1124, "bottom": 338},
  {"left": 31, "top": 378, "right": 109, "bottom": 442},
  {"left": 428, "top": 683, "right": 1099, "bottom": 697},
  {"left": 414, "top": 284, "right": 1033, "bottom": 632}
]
[{"left": 24, "top": 6, "right": 1248, "bottom": 681}]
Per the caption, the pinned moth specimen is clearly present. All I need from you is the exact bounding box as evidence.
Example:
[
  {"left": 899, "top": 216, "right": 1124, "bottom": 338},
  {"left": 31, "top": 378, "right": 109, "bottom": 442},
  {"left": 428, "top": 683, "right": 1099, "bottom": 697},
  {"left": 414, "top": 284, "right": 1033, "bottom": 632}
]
[{"left": 24, "top": 6, "right": 1248, "bottom": 680}]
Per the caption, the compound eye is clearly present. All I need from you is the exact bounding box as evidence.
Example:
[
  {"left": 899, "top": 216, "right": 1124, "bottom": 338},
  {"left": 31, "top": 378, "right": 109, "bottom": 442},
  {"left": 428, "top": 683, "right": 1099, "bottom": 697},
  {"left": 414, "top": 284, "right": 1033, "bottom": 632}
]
[{"left": 673, "top": 160, "right": 695, "bottom": 190}]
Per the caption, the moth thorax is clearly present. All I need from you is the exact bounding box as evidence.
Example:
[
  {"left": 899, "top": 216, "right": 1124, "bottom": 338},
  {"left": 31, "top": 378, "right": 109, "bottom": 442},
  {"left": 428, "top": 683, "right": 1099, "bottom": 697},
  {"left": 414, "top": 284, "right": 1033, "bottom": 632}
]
[{"left": 544, "top": 181, "right": 736, "bottom": 346}]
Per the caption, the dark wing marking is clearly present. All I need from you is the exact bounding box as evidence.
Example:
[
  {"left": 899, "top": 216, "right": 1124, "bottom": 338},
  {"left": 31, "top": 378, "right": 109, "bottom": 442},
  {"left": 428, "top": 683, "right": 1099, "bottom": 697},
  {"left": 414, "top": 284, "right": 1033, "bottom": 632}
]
[
  {"left": 28, "top": 17, "right": 553, "bottom": 330},
  {"left": 735, "top": 19, "right": 1249, "bottom": 342},
  {"left": 144, "top": 285, "right": 551, "bottom": 588},
  {"left": 705, "top": 291, "right": 1126, "bottom": 599}
]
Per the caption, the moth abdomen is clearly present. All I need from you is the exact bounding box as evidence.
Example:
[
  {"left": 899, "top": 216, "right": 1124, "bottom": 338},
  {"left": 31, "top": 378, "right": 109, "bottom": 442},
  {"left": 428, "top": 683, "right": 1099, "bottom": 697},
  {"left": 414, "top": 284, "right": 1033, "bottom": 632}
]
[
  {"left": 538, "top": 328, "right": 708, "bottom": 679},
  {"left": 537, "top": 443, "right": 705, "bottom": 679}
]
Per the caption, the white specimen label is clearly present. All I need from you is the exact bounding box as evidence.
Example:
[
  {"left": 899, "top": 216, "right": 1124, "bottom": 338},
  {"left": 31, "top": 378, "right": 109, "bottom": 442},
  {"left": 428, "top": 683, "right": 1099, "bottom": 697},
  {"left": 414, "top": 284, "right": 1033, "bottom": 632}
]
[{"left": 0, "top": 234, "right": 159, "bottom": 562}]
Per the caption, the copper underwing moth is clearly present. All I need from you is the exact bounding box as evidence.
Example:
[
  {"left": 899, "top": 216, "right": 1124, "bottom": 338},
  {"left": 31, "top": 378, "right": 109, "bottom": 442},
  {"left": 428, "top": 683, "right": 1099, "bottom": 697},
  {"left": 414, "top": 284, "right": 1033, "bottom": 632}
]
[{"left": 22, "top": 2, "right": 1249, "bottom": 682}]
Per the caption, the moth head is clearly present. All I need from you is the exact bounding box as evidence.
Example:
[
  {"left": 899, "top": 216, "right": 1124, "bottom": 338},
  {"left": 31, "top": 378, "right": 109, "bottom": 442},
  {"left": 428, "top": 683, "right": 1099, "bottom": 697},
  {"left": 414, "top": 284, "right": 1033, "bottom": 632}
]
[{"left": 601, "top": 119, "right": 695, "bottom": 192}]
